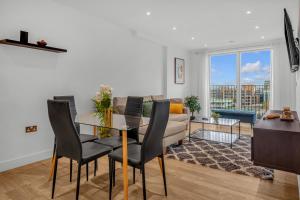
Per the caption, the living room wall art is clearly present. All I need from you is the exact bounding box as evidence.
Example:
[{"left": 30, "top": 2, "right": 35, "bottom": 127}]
[{"left": 175, "top": 57, "right": 185, "bottom": 84}]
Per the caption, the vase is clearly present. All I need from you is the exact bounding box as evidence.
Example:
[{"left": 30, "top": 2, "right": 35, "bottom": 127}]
[{"left": 98, "top": 108, "right": 113, "bottom": 138}]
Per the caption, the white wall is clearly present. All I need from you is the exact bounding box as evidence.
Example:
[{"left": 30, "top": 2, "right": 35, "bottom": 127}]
[
  {"left": 190, "top": 39, "right": 296, "bottom": 116},
  {"left": 272, "top": 39, "right": 296, "bottom": 110},
  {"left": 165, "top": 46, "right": 190, "bottom": 98},
  {"left": 0, "top": 0, "right": 189, "bottom": 171}
]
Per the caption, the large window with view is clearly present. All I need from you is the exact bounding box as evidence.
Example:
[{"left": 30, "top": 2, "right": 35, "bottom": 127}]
[{"left": 210, "top": 49, "right": 271, "bottom": 118}]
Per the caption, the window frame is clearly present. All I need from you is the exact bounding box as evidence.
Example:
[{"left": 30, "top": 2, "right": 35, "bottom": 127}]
[{"left": 208, "top": 47, "right": 273, "bottom": 114}]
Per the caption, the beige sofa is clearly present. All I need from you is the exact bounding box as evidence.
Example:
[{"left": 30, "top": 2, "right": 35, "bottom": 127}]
[{"left": 113, "top": 95, "right": 189, "bottom": 150}]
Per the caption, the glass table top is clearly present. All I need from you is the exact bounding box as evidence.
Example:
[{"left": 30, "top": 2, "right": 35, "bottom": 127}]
[
  {"left": 76, "top": 113, "right": 150, "bottom": 131},
  {"left": 191, "top": 116, "right": 240, "bottom": 126}
]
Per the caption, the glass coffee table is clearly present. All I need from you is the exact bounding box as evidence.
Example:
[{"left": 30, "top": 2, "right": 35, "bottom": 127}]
[{"left": 189, "top": 117, "right": 240, "bottom": 148}]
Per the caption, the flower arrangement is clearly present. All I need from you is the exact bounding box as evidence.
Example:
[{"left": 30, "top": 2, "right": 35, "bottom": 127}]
[
  {"left": 92, "top": 84, "right": 112, "bottom": 118},
  {"left": 92, "top": 84, "right": 113, "bottom": 138}
]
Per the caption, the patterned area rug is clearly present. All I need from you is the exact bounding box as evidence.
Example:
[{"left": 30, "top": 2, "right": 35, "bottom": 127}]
[{"left": 166, "top": 135, "right": 274, "bottom": 180}]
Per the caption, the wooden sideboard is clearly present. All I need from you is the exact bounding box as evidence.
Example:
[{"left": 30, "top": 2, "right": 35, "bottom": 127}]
[{"left": 253, "top": 110, "right": 300, "bottom": 174}]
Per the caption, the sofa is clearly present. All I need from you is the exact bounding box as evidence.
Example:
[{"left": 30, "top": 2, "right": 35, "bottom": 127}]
[
  {"left": 113, "top": 95, "right": 189, "bottom": 151},
  {"left": 211, "top": 109, "right": 256, "bottom": 127}
]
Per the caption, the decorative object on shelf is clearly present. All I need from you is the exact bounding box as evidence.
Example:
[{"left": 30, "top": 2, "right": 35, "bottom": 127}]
[
  {"left": 184, "top": 95, "right": 201, "bottom": 120},
  {"left": 280, "top": 106, "right": 294, "bottom": 121},
  {"left": 211, "top": 112, "right": 221, "bottom": 122},
  {"left": 263, "top": 112, "right": 280, "bottom": 120},
  {"left": 92, "top": 84, "right": 113, "bottom": 138},
  {"left": 20, "top": 30, "right": 28, "bottom": 43},
  {"left": 37, "top": 40, "right": 47, "bottom": 47},
  {"left": 175, "top": 57, "right": 185, "bottom": 84}
]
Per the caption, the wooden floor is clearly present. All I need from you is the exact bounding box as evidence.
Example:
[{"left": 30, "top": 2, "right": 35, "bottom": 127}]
[{"left": 0, "top": 123, "right": 298, "bottom": 200}]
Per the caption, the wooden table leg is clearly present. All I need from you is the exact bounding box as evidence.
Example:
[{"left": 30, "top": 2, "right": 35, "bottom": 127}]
[
  {"left": 158, "top": 157, "right": 163, "bottom": 175},
  {"left": 122, "top": 130, "right": 128, "bottom": 200},
  {"left": 48, "top": 155, "right": 56, "bottom": 181},
  {"left": 93, "top": 126, "right": 97, "bottom": 136}
]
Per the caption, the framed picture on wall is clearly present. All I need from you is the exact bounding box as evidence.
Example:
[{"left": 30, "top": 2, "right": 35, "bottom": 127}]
[{"left": 174, "top": 57, "right": 185, "bottom": 84}]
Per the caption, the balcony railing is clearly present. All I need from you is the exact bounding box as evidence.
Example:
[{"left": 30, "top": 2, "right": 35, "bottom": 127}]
[{"left": 210, "top": 84, "right": 270, "bottom": 118}]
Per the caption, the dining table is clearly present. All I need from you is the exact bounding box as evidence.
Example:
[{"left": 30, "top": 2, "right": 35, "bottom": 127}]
[{"left": 76, "top": 112, "right": 150, "bottom": 200}]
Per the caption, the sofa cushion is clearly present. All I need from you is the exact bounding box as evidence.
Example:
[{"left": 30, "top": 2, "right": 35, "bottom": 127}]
[
  {"left": 139, "top": 120, "right": 186, "bottom": 138},
  {"left": 114, "top": 105, "right": 125, "bottom": 114},
  {"left": 169, "top": 113, "right": 189, "bottom": 122},
  {"left": 151, "top": 95, "right": 165, "bottom": 101},
  {"left": 143, "top": 96, "right": 152, "bottom": 102},
  {"left": 113, "top": 97, "right": 127, "bottom": 114},
  {"left": 170, "top": 103, "right": 184, "bottom": 114},
  {"left": 170, "top": 98, "right": 184, "bottom": 104},
  {"left": 143, "top": 101, "right": 153, "bottom": 117}
]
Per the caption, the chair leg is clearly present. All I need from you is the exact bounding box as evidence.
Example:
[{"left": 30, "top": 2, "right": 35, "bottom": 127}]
[
  {"left": 141, "top": 164, "right": 146, "bottom": 200},
  {"left": 86, "top": 163, "right": 89, "bottom": 181},
  {"left": 94, "top": 160, "right": 97, "bottom": 177},
  {"left": 76, "top": 161, "right": 82, "bottom": 200},
  {"left": 52, "top": 139, "right": 56, "bottom": 158},
  {"left": 113, "top": 160, "right": 116, "bottom": 187},
  {"left": 70, "top": 159, "right": 73, "bottom": 182},
  {"left": 51, "top": 156, "right": 58, "bottom": 199},
  {"left": 109, "top": 158, "right": 113, "bottom": 200},
  {"left": 160, "top": 155, "right": 167, "bottom": 196},
  {"left": 133, "top": 167, "right": 136, "bottom": 184}
]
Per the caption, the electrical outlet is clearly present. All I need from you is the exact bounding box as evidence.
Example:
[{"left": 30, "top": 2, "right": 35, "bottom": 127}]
[{"left": 25, "top": 125, "right": 37, "bottom": 134}]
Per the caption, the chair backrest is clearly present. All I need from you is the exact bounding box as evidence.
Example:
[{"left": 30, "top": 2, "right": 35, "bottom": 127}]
[
  {"left": 124, "top": 96, "right": 144, "bottom": 141},
  {"left": 47, "top": 100, "right": 82, "bottom": 161},
  {"left": 53, "top": 96, "right": 80, "bottom": 133},
  {"left": 53, "top": 96, "right": 77, "bottom": 121},
  {"left": 141, "top": 100, "right": 170, "bottom": 163},
  {"left": 124, "top": 96, "right": 144, "bottom": 117}
]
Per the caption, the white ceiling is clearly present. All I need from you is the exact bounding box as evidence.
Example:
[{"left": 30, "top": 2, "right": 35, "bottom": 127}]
[{"left": 59, "top": 0, "right": 299, "bottom": 50}]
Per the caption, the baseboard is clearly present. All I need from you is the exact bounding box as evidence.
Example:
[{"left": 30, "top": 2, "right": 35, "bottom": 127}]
[{"left": 0, "top": 149, "right": 52, "bottom": 172}]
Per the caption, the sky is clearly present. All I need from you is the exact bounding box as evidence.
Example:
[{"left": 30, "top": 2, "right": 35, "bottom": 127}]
[{"left": 210, "top": 50, "right": 271, "bottom": 85}]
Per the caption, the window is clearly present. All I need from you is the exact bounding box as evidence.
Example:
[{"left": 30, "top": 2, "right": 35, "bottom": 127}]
[{"left": 210, "top": 49, "right": 272, "bottom": 118}]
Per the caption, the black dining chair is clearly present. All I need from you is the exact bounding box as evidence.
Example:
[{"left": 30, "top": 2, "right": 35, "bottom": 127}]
[
  {"left": 94, "top": 96, "right": 144, "bottom": 148},
  {"left": 47, "top": 100, "right": 112, "bottom": 200},
  {"left": 94, "top": 96, "right": 144, "bottom": 185},
  {"left": 108, "top": 100, "right": 170, "bottom": 200},
  {"left": 53, "top": 96, "right": 98, "bottom": 182}
]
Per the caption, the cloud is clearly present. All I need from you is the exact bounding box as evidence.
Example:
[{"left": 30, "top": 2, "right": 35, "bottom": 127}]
[
  {"left": 241, "top": 61, "right": 261, "bottom": 73},
  {"left": 241, "top": 77, "right": 254, "bottom": 83},
  {"left": 262, "top": 66, "right": 270, "bottom": 73},
  {"left": 254, "top": 74, "right": 265, "bottom": 80}
]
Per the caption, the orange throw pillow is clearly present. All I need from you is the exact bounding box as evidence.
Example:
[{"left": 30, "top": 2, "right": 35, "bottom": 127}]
[{"left": 170, "top": 103, "right": 184, "bottom": 114}]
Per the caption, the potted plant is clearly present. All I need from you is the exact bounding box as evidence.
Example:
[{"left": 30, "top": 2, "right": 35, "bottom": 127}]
[
  {"left": 184, "top": 95, "right": 201, "bottom": 120},
  {"left": 211, "top": 112, "right": 221, "bottom": 123}
]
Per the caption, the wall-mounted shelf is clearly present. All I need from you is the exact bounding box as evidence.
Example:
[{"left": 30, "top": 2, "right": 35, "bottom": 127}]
[{"left": 0, "top": 39, "right": 67, "bottom": 53}]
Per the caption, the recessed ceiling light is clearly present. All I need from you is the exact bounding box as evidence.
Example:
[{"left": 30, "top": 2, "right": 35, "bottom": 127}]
[
  {"left": 172, "top": 26, "right": 177, "bottom": 31},
  {"left": 246, "top": 10, "right": 252, "bottom": 15},
  {"left": 191, "top": 37, "right": 195, "bottom": 40},
  {"left": 146, "top": 11, "right": 151, "bottom": 16},
  {"left": 255, "top": 25, "right": 260, "bottom": 29},
  {"left": 261, "top": 36, "right": 265, "bottom": 39}
]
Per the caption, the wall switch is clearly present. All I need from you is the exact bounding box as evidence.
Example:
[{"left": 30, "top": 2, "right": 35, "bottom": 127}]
[{"left": 25, "top": 125, "right": 37, "bottom": 134}]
